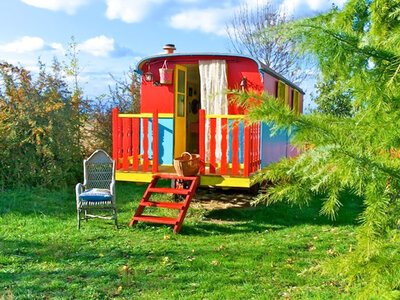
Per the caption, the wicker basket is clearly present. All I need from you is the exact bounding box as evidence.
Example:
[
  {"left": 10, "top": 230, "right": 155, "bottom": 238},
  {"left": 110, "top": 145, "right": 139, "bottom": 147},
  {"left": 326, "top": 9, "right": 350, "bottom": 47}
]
[
  {"left": 159, "top": 60, "right": 173, "bottom": 84},
  {"left": 173, "top": 152, "right": 200, "bottom": 176}
]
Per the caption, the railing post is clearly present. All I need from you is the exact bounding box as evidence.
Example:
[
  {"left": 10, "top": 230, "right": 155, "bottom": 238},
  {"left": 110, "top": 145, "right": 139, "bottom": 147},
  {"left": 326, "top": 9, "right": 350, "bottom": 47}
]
[
  {"left": 199, "top": 109, "right": 206, "bottom": 175},
  {"left": 152, "top": 110, "right": 159, "bottom": 173},
  {"left": 243, "top": 120, "right": 250, "bottom": 177},
  {"left": 132, "top": 117, "right": 140, "bottom": 171},
  {"left": 142, "top": 118, "right": 149, "bottom": 171},
  {"left": 112, "top": 108, "right": 119, "bottom": 169},
  {"left": 122, "top": 118, "right": 131, "bottom": 171},
  {"left": 209, "top": 118, "right": 216, "bottom": 174},
  {"left": 220, "top": 118, "right": 228, "bottom": 175},
  {"left": 232, "top": 120, "right": 239, "bottom": 175}
]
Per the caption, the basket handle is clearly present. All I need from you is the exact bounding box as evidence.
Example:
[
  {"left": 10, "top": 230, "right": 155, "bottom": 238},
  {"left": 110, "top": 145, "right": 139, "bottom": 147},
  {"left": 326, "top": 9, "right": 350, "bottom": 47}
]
[
  {"left": 162, "top": 60, "right": 168, "bottom": 70},
  {"left": 181, "top": 152, "right": 192, "bottom": 159}
]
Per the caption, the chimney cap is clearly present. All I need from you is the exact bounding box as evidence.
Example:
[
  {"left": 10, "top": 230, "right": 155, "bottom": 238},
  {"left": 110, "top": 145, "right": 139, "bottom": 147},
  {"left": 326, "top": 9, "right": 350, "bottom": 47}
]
[{"left": 163, "top": 44, "right": 176, "bottom": 50}]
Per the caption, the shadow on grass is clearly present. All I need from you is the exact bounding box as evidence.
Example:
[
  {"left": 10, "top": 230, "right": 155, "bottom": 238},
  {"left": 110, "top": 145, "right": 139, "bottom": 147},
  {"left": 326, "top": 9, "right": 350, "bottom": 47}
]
[{"left": 179, "top": 191, "right": 363, "bottom": 236}]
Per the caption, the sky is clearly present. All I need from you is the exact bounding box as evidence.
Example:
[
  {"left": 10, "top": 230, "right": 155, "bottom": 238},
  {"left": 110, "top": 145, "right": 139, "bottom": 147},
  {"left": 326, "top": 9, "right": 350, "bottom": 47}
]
[{"left": 0, "top": 0, "right": 348, "bottom": 108}]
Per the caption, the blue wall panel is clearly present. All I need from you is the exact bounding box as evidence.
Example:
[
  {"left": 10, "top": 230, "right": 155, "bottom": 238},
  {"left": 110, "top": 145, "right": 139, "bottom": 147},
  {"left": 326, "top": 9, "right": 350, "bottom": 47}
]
[
  {"left": 140, "top": 118, "right": 174, "bottom": 165},
  {"left": 227, "top": 120, "right": 244, "bottom": 164},
  {"left": 260, "top": 122, "right": 288, "bottom": 167}
]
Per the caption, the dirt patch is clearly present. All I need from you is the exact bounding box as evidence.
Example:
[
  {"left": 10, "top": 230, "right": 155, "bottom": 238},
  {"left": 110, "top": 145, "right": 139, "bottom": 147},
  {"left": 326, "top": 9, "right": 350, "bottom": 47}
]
[{"left": 191, "top": 187, "right": 255, "bottom": 210}]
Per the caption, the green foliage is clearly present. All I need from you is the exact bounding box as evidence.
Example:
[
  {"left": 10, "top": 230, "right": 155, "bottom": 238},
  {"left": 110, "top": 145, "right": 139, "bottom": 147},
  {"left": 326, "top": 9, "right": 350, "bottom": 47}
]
[
  {"left": 312, "top": 76, "right": 353, "bottom": 117},
  {"left": 85, "top": 70, "right": 141, "bottom": 154},
  {"left": 234, "top": 0, "right": 400, "bottom": 296},
  {"left": 0, "top": 36, "right": 140, "bottom": 187},
  {"left": 0, "top": 61, "right": 82, "bottom": 188}
]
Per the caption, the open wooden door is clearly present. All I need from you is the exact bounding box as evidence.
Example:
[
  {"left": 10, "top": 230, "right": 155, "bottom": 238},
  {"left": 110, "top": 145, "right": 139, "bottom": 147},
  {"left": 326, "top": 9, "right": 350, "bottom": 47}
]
[{"left": 174, "top": 64, "right": 187, "bottom": 159}]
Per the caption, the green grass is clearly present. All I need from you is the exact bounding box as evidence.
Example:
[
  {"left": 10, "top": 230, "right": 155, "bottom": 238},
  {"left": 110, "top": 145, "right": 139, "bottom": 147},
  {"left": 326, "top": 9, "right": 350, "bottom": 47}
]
[{"left": 0, "top": 182, "right": 363, "bottom": 299}]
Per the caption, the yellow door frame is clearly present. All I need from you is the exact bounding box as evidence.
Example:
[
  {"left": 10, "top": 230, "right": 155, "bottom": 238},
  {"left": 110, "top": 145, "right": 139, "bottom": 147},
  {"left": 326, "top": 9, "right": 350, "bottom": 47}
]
[{"left": 174, "top": 64, "right": 187, "bottom": 159}]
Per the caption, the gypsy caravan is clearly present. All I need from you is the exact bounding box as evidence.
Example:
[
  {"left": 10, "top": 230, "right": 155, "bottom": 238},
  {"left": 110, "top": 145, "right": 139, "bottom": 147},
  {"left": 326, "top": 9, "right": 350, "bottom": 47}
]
[{"left": 112, "top": 44, "right": 304, "bottom": 189}]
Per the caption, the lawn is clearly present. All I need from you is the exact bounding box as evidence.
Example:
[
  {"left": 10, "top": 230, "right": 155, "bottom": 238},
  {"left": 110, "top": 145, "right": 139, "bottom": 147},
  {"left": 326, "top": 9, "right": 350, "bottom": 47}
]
[{"left": 0, "top": 182, "right": 362, "bottom": 299}]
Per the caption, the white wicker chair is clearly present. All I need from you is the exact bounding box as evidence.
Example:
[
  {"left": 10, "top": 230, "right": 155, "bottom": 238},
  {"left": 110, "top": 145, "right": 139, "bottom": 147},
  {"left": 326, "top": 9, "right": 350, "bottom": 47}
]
[{"left": 75, "top": 150, "right": 117, "bottom": 229}]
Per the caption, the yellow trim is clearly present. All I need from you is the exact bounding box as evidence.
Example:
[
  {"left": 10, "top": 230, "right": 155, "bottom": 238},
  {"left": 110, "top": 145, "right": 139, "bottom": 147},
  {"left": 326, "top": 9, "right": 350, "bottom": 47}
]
[
  {"left": 200, "top": 176, "right": 250, "bottom": 188},
  {"left": 293, "top": 90, "right": 300, "bottom": 114},
  {"left": 116, "top": 171, "right": 154, "bottom": 183},
  {"left": 174, "top": 64, "right": 187, "bottom": 159},
  {"left": 118, "top": 113, "right": 173, "bottom": 118},
  {"left": 206, "top": 114, "right": 245, "bottom": 119},
  {"left": 116, "top": 171, "right": 252, "bottom": 188},
  {"left": 285, "top": 85, "right": 288, "bottom": 103}
]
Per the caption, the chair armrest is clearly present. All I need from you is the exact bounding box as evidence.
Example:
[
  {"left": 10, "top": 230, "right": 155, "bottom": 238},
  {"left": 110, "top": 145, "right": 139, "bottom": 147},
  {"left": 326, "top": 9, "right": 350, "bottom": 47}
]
[
  {"left": 75, "top": 183, "right": 84, "bottom": 207},
  {"left": 110, "top": 180, "right": 115, "bottom": 196}
]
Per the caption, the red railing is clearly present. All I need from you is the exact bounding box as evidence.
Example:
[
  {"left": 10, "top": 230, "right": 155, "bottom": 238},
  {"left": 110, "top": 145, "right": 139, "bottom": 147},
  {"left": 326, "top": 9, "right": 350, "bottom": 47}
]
[
  {"left": 112, "top": 108, "right": 160, "bottom": 173},
  {"left": 198, "top": 109, "right": 261, "bottom": 176},
  {"left": 112, "top": 108, "right": 261, "bottom": 178}
]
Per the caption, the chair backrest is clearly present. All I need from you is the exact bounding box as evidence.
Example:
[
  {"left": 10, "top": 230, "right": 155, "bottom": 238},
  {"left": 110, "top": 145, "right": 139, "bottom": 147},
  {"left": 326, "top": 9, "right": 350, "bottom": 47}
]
[{"left": 83, "top": 150, "right": 115, "bottom": 189}]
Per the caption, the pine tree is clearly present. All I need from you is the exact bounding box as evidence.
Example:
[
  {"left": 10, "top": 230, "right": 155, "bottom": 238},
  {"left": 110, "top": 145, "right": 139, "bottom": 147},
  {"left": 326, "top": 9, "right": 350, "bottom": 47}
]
[{"left": 234, "top": 0, "right": 400, "bottom": 295}]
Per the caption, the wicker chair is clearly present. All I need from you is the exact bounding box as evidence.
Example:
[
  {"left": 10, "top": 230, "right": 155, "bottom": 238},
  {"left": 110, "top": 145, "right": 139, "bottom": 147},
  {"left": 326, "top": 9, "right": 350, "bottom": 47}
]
[{"left": 75, "top": 150, "right": 117, "bottom": 229}]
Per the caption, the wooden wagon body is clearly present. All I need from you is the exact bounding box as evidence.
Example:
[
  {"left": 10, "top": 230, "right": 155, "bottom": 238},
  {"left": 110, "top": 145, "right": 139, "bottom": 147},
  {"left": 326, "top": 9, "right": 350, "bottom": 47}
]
[{"left": 112, "top": 48, "right": 304, "bottom": 188}]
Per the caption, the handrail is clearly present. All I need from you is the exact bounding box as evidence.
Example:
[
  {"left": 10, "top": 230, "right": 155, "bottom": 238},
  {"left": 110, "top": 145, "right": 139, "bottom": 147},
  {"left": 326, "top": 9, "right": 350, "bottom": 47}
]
[
  {"left": 199, "top": 109, "right": 260, "bottom": 176},
  {"left": 118, "top": 113, "right": 173, "bottom": 118},
  {"left": 112, "top": 108, "right": 160, "bottom": 172}
]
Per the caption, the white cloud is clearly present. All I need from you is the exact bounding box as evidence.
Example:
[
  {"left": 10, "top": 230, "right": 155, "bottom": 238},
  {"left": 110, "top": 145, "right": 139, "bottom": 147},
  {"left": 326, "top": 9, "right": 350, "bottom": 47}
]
[
  {"left": 50, "top": 42, "right": 65, "bottom": 53},
  {"left": 21, "top": 0, "right": 89, "bottom": 14},
  {"left": 105, "top": 0, "right": 166, "bottom": 23},
  {"left": 279, "top": 0, "right": 347, "bottom": 17},
  {"left": 79, "top": 35, "right": 115, "bottom": 57},
  {"left": 168, "top": 0, "right": 349, "bottom": 36},
  {"left": 169, "top": 7, "right": 230, "bottom": 36},
  {"left": 0, "top": 36, "right": 45, "bottom": 53}
]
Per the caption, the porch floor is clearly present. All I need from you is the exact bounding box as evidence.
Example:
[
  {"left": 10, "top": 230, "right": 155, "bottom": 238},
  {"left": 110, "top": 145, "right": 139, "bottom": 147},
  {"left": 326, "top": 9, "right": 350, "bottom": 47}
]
[{"left": 115, "top": 165, "right": 255, "bottom": 188}]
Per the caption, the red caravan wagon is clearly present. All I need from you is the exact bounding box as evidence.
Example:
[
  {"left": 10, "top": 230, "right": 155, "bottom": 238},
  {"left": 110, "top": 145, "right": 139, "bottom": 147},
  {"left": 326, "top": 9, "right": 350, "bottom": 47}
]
[{"left": 112, "top": 44, "right": 304, "bottom": 189}]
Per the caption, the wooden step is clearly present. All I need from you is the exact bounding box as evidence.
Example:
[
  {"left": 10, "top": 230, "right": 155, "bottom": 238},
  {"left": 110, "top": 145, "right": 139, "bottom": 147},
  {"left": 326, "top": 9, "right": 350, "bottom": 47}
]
[
  {"left": 132, "top": 215, "right": 178, "bottom": 225},
  {"left": 130, "top": 174, "right": 199, "bottom": 233},
  {"left": 148, "top": 187, "right": 190, "bottom": 195},
  {"left": 140, "top": 201, "right": 184, "bottom": 209}
]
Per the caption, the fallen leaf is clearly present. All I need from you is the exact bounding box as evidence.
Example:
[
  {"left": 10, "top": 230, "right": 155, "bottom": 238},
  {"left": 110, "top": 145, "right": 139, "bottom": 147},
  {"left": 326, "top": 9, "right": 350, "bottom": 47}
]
[
  {"left": 286, "top": 258, "right": 295, "bottom": 264},
  {"left": 211, "top": 260, "right": 218, "bottom": 266},
  {"left": 216, "top": 245, "right": 226, "bottom": 251},
  {"left": 162, "top": 257, "right": 169, "bottom": 264},
  {"left": 122, "top": 265, "right": 130, "bottom": 272},
  {"left": 327, "top": 249, "right": 338, "bottom": 256}
]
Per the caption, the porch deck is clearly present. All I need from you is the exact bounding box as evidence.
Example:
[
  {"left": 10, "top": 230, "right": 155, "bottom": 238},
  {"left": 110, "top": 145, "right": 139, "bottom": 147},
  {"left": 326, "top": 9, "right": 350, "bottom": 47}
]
[
  {"left": 115, "top": 165, "right": 256, "bottom": 188},
  {"left": 112, "top": 109, "right": 261, "bottom": 188}
]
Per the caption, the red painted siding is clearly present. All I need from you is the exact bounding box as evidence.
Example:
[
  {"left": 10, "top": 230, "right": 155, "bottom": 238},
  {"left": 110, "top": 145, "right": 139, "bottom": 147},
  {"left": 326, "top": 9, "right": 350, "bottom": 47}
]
[
  {"left": 139, "top": 55, "right": 264, "bottom": 115},
  {"left": 226, "top": 59, "right": 263, "bottom": 114},
  {"left": 263, "top": 73, "right": 277, "bottom": 97}
]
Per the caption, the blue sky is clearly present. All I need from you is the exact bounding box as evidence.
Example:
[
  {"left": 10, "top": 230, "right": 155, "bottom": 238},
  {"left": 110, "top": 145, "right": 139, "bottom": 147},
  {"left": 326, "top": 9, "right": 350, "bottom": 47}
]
[{"left": 0, "top": 0, "right": 347, "bottom": 107}]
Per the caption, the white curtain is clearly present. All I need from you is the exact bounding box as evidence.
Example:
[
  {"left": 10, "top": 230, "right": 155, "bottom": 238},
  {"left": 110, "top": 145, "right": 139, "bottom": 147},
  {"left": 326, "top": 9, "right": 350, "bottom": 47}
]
[{"left": 199, "top": 60, "right": 228, "bottom": 162}]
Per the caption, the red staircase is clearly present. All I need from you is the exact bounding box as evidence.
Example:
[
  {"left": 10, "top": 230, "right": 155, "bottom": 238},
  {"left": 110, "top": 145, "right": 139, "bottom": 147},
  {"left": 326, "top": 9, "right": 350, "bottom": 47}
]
[{"left": 129, "top": 174, "right": 199, "bottom": 233}]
